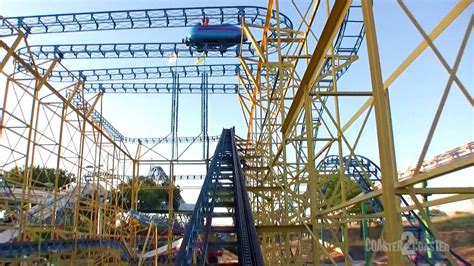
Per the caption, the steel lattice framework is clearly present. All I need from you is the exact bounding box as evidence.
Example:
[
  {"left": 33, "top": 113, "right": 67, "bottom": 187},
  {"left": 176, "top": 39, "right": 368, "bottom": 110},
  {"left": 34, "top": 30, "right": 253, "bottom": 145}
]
[
  {"left": 238, "top": 0, "right": 473, "bottom": 265},
  {"left": 0, "top": 6, "right": 293, "bottom": 35},
  {"left": 0, "top": 0, "right": 473, "bottom": 265}
]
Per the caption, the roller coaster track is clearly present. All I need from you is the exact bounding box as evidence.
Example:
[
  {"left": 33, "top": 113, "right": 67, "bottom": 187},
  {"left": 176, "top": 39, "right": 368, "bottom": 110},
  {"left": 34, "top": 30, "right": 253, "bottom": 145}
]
[
  {"left": 317, "top": 151, "right": 471, "bottom": 265},
  {"left": 17, "top": 42, "right": 260, "bottom": 60},
  {"left": 3, "top": 5, "right": 363, "bottom": 98},
  {"left": 83, "top": 82, "right": 239, "bottom": 94},
  {"left": 0, "top": 6, "right": 292, "bottom": 36},
  {"left": 42, "top": 63, "right": 257, "bottom": 82},
  {"left": 0, "top": 239, "right": 135, "bottom": 263},
  {"left": 174, "top": 128, "right": 263, "bottom": 265}
]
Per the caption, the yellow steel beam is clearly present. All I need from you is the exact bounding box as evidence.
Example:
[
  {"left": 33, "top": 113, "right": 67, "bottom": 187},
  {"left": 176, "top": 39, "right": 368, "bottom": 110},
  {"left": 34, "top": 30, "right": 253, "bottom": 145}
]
[
  {"left": 85, "top": 92, "right": 104, "bottom": 119},
  {"left": 0, "top": 32, "right": 23, "bottom": 72},
  {"left": 281, "top": 0, "right": 352, "bottom": 137},
  {"left": 65, "top": 80, "right": 83, "bottom": 109},
  {"left": 238, "top": 75, "right": 256, "bottom": 105},
  {"left": 237, "top": 96, "right": 250, "bottom": 117},
  {"left": 317, "top": 189, "right": 383, "bottom": 217},
  {"left": 267, "top": 37, "right": 305, "bottom": 42},
  {"left": 397, "top": 154, "right": 474, "bottom": 188},
  {"left": 256, "top": 224, "right": 312, "bottom": 233},
  {"left": 239, "top": 57, "right": 260, "bottom": 94},
  {"left": 246, "top": 23, "right": 304, "bottom": 35},
  {"left": 342, "top": 0, "right": 471, "bottom": 133},
  {"left": 241, "top": 22, "right": 266, "bottom": 62},
  {"left": 247, "top": 186, "right": 281, "bottom": 193},
  {"left": 311, "top": 91, "right": 372, "bottom": 96},
  {"left": 400, "top": 194, "right": 474, "bottom": 212},
  {"left": 37, "top": 59, "right": 59, "bottom": 92},
  {"left": 362, "top": 1, "right": 403, "bottom": 264},
  {"left": 396, "top": 187, "right": 474, "bottom": 195}
]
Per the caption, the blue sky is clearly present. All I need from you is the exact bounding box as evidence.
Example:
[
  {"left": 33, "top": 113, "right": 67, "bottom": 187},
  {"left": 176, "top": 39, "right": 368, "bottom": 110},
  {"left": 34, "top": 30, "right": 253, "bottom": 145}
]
[{"left": 1, "top": 0, "right": 472, "bottom": 212}]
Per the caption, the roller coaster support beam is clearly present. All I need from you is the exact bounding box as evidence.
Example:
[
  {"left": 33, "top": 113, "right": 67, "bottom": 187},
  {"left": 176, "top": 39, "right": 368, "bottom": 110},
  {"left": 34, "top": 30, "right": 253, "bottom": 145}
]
[
  {"left": 281, "top": 0, "right": 350, "bottom": 138},
  {"left": 201, "top": 72, "right": 209, "bottom": 170},
  {"left": 362, "top": 0, "right": 403, "bottom": 264},
  {"left": 342, "top": 0, "right": 471, "bottom": 133}
]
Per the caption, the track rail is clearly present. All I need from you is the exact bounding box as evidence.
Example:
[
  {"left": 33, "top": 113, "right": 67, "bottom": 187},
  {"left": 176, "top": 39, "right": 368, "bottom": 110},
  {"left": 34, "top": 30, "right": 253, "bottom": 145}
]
[
  {"left": 40, "top": 63, "right": 256, "bottom": 82},
  {"left": 0, "top": 6, "right": 292, "bottom": 36},
  {"left": 83, "top": 82, "right": 239, "bottom": 94},
  {"left": 174, "top": 128, "right": 263, "bottom": 265},
  {"left": 17, "top": 42, "right": 260, "bottom": 59}
]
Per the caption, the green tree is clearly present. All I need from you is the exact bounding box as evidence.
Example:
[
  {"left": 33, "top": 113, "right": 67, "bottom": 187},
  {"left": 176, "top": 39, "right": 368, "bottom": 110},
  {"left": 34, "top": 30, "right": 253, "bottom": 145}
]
[
  {"left": 114, "top": 179, "right": 182, "bottom": 212},
  {"left": 321, "top": 174, "right": 363, "bottom": 214},
  {"left": 5, "top": 166, "right": 73, "bottom": 188}
]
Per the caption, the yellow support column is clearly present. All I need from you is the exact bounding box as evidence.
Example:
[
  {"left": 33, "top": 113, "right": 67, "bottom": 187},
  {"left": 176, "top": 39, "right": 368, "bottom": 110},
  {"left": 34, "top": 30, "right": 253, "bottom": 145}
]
[{"left": 362, "top": 1, "right": 404, "bottom": 265}]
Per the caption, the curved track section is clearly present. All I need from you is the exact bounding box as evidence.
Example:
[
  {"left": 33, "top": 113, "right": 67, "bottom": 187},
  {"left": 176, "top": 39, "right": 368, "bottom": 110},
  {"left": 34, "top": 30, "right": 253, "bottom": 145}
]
[
  {"left": 175, "top": 128, "right": 263, "bottom": 265},
  {"left": 0, "top": 6, "right": 292, "bottom": 36},
  {"left": 317, "top": 155, "right": 469, "bottom": 265}
]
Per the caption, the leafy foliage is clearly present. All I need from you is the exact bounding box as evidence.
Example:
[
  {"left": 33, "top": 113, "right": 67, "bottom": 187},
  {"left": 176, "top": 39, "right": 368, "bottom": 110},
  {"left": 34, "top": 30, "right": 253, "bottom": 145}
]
[
  {"left": 5, "top": 166, "right": 73, "bottom": 188},
  {"left": 115, "top": 179, "right": 182, "bottom": 212},
  {"left": 322, "top": 174, "right": 364, "bottom": 214}
]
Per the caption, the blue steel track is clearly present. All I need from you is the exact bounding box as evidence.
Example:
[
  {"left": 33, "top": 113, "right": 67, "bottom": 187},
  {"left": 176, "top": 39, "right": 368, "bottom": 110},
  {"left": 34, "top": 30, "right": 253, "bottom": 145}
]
[{"left": 174, "top": 128, "right": 263, "bottom": 265}]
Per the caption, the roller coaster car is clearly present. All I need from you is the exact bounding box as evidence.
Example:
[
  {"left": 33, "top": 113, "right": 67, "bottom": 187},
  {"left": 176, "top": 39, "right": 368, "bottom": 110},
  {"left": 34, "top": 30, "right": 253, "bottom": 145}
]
[{"left": 183, "top": 22, "right": 247, "bottom": 53}]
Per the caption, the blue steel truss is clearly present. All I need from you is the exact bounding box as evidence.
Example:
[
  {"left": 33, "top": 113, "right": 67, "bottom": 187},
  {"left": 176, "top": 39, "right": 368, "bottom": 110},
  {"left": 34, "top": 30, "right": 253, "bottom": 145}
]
[
  {"left": 175, "top": 128, "right": 263, "bottom": 265},
  {"left": 17, "top": 42, "right": 262, "bottom": 60},
  {"left": 84, "top": 82, "right": 239, "bottom": 94},
  {"left": 0, "top": 6, "right": 292, "bottom": 36},
  {"left": 39, "top": 63, "right": 256, "bottom": 82},
  {"left": 0, "top": 239, "right": 135, "bottom": 263},
  {"left": 317, "top": 155, "right": 470, "bottom": 266}
]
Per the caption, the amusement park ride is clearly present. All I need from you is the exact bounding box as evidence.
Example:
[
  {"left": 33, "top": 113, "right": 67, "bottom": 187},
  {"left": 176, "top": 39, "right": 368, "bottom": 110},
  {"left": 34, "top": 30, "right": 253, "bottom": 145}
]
[{"left": 0, "top": 0, "right": 472, "bottom": 265}]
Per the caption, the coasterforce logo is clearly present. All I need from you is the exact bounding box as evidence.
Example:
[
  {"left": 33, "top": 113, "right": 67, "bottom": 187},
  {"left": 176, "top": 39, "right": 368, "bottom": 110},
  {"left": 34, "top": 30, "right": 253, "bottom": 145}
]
[{"left": 365, "top": 231, "right": 449, "bottom": 255}]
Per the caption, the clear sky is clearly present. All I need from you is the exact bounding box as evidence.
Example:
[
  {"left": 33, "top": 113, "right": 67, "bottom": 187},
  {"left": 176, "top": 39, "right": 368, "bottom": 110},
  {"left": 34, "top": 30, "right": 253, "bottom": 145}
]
[{"left": 1, "top": 0, "right": 472, "bottom": 213}]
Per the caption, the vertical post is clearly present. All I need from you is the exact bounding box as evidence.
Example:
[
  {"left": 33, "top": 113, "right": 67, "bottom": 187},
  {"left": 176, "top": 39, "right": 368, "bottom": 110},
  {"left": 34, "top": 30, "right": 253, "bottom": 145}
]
[
  {"left": 201, "top": 72, "right": 209, "bottom": 170},
  {"left": 52, "top": 101, "right": 67, "bottom": 238},
  {"left": 171, "top": 73, "right": 180, "bottom": 160},
  {"left": 323, "top": 0, "right": 350, "bottom": 262},
  {"left": 130, "top": 159, "right": 140, "bottom": 256},
  {"left": 73, "top": 87, "right": 87, "bottom": 262},
  {"left": 304, "top": 86, "right": 321, "bottom": 265},
  {"left": 362, "top": 1, "right": 404, "bottom": 265},
  {"left": 168, "top": 161, "right": 175, "bottom": 263},
  {"left": 422, "top": 181, "right": 432, "bottom": 260},
  {"left": 154, "top": 225, "right": 158, "bottom": 266},
  {"left": 361, "top": 201, "right": 371, "bottom": 265},
  {"left": 0, "top": 78, "right": 11, "bottom": 138}
]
